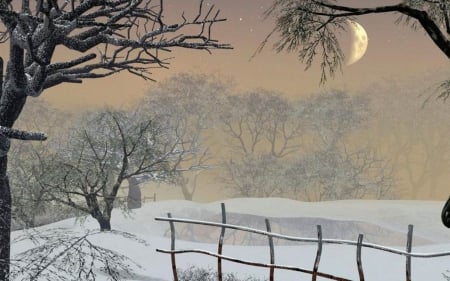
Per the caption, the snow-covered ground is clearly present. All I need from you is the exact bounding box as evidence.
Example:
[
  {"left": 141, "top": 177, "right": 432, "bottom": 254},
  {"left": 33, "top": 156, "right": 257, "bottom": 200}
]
[{"left": 11, "top": 198, "right": 450, "bottom": 280}]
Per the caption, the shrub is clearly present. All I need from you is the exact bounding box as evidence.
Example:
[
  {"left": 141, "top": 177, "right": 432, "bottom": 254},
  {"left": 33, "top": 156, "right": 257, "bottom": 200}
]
[{"left": 177, "top": 266, "right": 267, "bottom": 281}]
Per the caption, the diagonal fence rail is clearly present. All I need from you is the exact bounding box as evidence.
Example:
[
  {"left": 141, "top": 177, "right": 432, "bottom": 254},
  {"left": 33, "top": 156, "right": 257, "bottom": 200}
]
[{"left": 155, "top": 203, "right": 450, "bottom": 281}]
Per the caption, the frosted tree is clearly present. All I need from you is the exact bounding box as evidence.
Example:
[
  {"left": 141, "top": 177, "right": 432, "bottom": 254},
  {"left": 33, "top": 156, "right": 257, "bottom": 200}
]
[
  {"left": 142, "top": 72, "right": 229, "bottom": 200},
  {"left": 0, "top": 0, "right": 230, "bottom": 278},
  {"left": 220, "top": 90, "right": 394, "bottom": 200},
  {"left": 8, "top": 99, "right": 74, "bottom": 229},
  {"left": 217, "top": 90, "right": 305, "bottom": 197},
  {"left": 261, "top": 0, "right": 449, "bottom": 224},
  {"left": 35, "top": 109, "right": 206, "bottom": 231},
  {"left": 260, "top": 0, "right": 449, "bottom": 83},
  {"left": 283, "top": 91, "right": 393, "bottom": 201},
  {"left": 219, "top": 89, "right": 304, "bottom": 157}
]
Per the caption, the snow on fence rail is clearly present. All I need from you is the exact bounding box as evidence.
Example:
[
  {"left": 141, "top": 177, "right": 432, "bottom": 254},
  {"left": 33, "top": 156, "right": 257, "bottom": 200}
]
[{"left": 155, "top": 203, "right": 450, "bottom": 281}]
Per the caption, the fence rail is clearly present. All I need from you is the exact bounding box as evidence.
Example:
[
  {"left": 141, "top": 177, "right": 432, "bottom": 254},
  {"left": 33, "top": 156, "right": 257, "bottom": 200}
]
[{"left": 155, "top": 203, "right": 450, "bottom": 281}]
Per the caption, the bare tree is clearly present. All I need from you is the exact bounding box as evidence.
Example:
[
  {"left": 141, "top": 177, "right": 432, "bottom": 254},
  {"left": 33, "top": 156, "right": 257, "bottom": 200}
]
[
  {"left": 285, "top": 146, "right": 394, "bottom": 201},
  {"left": 141, "top": 72, "right": 229, "bottom": 200},
  {"left": 260, "top": 0, "right": 449, "bottom": 225},
  {"left": 217, "top": 90, "right": 306, "bottom": 197},
  {"left": 220, "top": 90, "right": 394, "bottom": 200},
  {"left": 219, "top": 89, "right": 304, "bottom": 157},
  {"left": 9, "top": 141, "right": 78, "bottom": 229},
  {"left": 290, "top": 91, "right": 393, "bottom": 201},
  {"left": 364, "top": 74, "right": 450, "bottom": 199},
  {"left": 0, "top": 1, "right": 230, "bottom": 277},
  {"left": 224, "top": 153, "right": 288, "bottom": 198},
  {"left": 300, "top": 90, "right": 370, "bottom": 149},
  {"left": 9, "top": 100, "right": 74, "bottom": 229},
  {"left": 259, "top": 0, "right": 449, "bottom": 83},
  {"left": 35, "top": 109, "right": 206, "bottom": 231}
]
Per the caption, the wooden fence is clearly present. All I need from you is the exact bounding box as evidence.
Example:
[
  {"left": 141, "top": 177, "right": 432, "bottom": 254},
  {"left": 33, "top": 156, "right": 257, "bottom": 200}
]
[{"left": 155, "top": 203, "right": 450, "bottom": 281}]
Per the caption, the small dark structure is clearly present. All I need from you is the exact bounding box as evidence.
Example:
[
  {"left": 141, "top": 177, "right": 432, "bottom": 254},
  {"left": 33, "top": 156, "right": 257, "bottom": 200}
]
[{"left": 127, "top": 177, "right": 142, "bottom": 209}]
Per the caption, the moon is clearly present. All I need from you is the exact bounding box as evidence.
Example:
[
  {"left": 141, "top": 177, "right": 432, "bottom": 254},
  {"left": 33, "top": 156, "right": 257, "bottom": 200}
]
[{"left": 347, "top": 20, "right": 368, "bottom": 65}]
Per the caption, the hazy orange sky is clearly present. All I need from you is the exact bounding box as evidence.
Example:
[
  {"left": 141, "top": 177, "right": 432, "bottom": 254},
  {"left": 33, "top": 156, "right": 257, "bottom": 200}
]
[{"left": 39, "top": 0, "right": 449, "bottom": 111}]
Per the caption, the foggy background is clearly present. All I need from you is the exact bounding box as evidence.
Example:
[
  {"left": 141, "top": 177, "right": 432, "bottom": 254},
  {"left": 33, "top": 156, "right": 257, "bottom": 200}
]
[{"left": 14, "top": 0, "right": 450, "bottom": 202}]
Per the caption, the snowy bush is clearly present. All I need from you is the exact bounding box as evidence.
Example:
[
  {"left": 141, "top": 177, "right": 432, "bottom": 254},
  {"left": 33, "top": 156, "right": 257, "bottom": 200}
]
[{"left": 177, "top": 266, "right": 267, "bottom": 281}]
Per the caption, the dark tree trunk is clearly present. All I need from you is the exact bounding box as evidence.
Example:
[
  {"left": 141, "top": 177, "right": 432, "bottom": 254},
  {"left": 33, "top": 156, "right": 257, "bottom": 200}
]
[
  {"left": 90, "top": 206, "right": 112, "bottom": 231},
  {"left": 0, "top": 156, "right": 10, "bottom": 280},
  {"left": 127, "top": 177, "right": 141, "bottom": 209},
  {"left": 0, "top": 47, "right": 29, "bottom": 280},
  {"left": 88, "top": 199, "right": 113, "bottom": 232},
  {"left": 98, "top": 217, "right": 112, "bottom": 232}
]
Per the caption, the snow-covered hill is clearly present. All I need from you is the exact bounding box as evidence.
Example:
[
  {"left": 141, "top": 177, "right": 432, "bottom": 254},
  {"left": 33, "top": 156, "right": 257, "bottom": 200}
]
[{"left": 11, "top": 198, "right": 450, "bottom": 280}]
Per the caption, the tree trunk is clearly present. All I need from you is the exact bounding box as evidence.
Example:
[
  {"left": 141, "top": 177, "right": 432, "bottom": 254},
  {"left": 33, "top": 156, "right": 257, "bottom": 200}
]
[
  {"left": 88, "top": 200, "right": 112, "bottom": 232},
  {"left": 0, "top": 155, "right": 10, "bottom": 280},
  {"left": 0, "top": 46, "right": 28, "bottom": 279},
  {"left": 127, "top": 177, "right": 141, "bottom": 209},
  {"left": 97, "top": 217, "right": 112, "bottom": 232},
  {"left": 180, "top": 180, "right": 193, "bottom": 201},
  {"left": 0, "top": 42, "right": 51, "bottom": 279},
  {"left": 179, "top": 175, "right": 198, "bottom": 201}
]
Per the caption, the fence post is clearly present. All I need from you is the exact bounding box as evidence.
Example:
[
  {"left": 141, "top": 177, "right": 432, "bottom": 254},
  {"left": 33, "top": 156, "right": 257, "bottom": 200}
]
[
  {"left": 356, "top": 234, "right": 365, "bottom": 281},
  {"left": 312, "top": 225, "right": 323, "bottom": 281},
  {"left": 406, "top": 224, "right": 413, "bottom": 281},
  {"left": 168, "top": 213, "right": 178, "bottom": 281},
  {"left": 265, "top": 218, "right": 275, "bottom": 281},
  {"left": 218, "top": 203, "right": 227, "bottom": 281}
]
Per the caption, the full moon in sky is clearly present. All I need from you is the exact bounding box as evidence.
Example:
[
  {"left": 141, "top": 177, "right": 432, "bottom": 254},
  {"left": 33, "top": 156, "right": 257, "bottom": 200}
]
[{"left": 347, "top": 20, "right": 368, "bottom": 65}]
